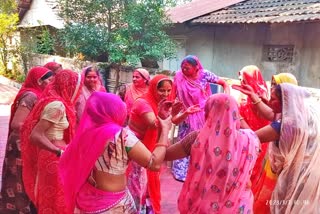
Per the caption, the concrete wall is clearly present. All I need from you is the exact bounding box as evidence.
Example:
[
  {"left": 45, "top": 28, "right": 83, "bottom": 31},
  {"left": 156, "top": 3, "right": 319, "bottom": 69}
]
[
  {"left": 27, "top": 54, "right": 163, "bottom": 93},
  {"left": 167, "top": 22, "right": 320, "bottom": 88}
]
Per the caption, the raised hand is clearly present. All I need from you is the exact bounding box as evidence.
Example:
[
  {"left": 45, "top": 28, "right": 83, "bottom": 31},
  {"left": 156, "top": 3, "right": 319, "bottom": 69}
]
[
  {"left": 185, "top": 104, "right": 201, "bottom": 114},
  {"left": 158, "top": 115, "right": 172, "bottom": 132},
  {"left": 232, "top": 84, "right": 254, "bottom": 96},
  {"left": 171, "top": 101, "right": 184, "bottom": 116}
]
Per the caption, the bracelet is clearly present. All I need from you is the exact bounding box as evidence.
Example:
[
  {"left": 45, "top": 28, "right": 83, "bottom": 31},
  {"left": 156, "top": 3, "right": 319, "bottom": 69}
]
[
  {"left": 252, "top": 98, "right": 262, "bottom": 105},
  {"left": 145, "top": 154, "right": 155, "bottom": 169},
  {"left": 239, "top": 117, "right": 244, "bottom": 121},
  {"left": 155, "top": 143, "right": 168, "bottom": 148}
]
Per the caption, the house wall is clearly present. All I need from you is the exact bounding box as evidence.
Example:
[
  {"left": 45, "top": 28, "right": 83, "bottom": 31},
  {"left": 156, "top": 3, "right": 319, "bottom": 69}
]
[{"left": 166, "top": 22, "right": 320, "bottom": 88}]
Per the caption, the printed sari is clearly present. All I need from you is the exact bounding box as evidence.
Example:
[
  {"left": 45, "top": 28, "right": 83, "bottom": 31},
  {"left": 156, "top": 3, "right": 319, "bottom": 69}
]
[
  {"left": 0, "top": 66, "right": 52, "bottom": 213},
  {"left": 178, "top": 94, "right": 260, "bottom": 213},
  {"left": 21, "top": 70, "right": 81, "bottom": 213},
  {"left": 172, "top": 55, "right": 219, "bottom": 181}
]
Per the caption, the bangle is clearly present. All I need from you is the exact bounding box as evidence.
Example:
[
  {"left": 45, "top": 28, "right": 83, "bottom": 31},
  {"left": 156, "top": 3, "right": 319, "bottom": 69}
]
[
  {"left": 239, "top": 117, "right": 244, "bottom": 121},
  {"left": 155, "top": 143, "right": 168, "bottom": 148},
  {"left": 145, "top": 154, "right": 155, "bottom": 169},
  {"left": 252, "top": 98, "right": 262, "bottom": 105}
]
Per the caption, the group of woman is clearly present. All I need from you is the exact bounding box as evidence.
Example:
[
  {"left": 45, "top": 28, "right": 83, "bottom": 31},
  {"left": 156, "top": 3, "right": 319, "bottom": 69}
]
[
  {"left": 233, "top": 66, "right": 320, "bottom": 213},
  {"left": 0, "top": 62, "right": 106, "bottom": 213},
  {"left": 1, "top": 55, "right": 320, "bottom": 214}
]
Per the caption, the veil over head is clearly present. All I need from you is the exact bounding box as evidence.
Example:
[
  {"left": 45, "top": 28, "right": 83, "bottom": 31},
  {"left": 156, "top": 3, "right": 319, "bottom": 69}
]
[
  {"left": 179, "top": 93, "right": 260, "bottom": 213},
  {"left": 59, "top": 92, "right": 127, "bottom": 211}
]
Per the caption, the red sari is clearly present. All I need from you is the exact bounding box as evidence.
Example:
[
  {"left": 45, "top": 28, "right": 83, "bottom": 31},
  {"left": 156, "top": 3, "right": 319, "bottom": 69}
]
[
  {"left": 238, "top": 65, "right": 272, "bottom": 213},
  {"left": 0, "top": 66, "right": 51, "bottom": 213},
  {"left": 129, "top": 74, "right": 172, "bottom": 213},
  {"left": 21, "top": 69, "right": 82, "bottom": 214}
]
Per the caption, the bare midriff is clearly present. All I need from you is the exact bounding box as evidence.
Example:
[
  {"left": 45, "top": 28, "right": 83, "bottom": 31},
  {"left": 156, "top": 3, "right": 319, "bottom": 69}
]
[{"left": 91, "top": 170, "right": 127, "bottom": 192}]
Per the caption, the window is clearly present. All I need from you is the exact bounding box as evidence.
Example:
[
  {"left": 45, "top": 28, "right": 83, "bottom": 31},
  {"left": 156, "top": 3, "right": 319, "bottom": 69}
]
[{"left": 262, "top": 45, "right": 294, "bottom": 62}]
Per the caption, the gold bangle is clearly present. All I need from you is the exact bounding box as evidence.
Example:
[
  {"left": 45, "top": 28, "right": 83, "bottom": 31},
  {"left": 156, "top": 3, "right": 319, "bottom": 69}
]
[{"left": 252, "top": 99, "right": 262, "bottom": 105}]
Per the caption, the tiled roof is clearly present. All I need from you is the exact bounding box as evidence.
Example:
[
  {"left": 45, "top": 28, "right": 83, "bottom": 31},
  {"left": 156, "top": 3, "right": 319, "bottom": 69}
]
[
  {"left": 167, "top": 0, "right": 246, "bottom": 23},
  {"left": 192, "top": 0, "right": 320, "bottom": 24}
]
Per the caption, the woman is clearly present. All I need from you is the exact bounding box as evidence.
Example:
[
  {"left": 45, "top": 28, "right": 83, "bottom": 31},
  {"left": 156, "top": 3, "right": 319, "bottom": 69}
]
[
  {"left": 0, "top": 66, "right": 53, "bottom": 214},
  {"left": 44, "top": 61, "right": 62, "bottom": 75},
  {"left": 237, "top": 65, "right": 271, "bottom": 192},
  {"left": 254, "top": 83, "right": 320, "bottom": 213},
  {"left": 59, "top": 92, "right": 172, "bottom": 213},
  {"left": 118, "top": 68, "right": 150, "bottom": 212},
  {"left": 128, "top": 74, "right": 173, "bottom": 213},
  {"left": 234, "top": 72, "right": 298, "bottom": 122},
  {"left": 232, "top": 72, "right": 299, "bottom": 213},
  {"left": 172, "top": 55, "right": 230, "bottom": 182},
  {"left": 165, "top": 93, "right": 260, "bottom": 213},
  {"left": 21, "top": 69, "right": 82, "bottom": 213},
  {"left": 272, "top": 72, "right": 298, "bottom": 86},
  {"left": 76, "top": 65, "right": 107, "bottom": 122},
  {"left": 118, "top": 68, "right": 150, "bottom": 116}
]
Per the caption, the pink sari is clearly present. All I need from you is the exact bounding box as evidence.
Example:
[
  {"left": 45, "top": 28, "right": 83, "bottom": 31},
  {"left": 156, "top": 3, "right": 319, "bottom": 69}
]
[
  {"left": 178, "top": 94, "right": 260, "bottom": 213},
  {"left": 76, "top": 66, "right": 107, "bottom": 122},
  {"left": 124, "top": 83, "right": 149, "bottom": 116},
  {"left": 59, "top": 92, "right": 127, "bottom": 213},
  {"left": 174, "top": 56, "right": 212, "bottom": 130}
]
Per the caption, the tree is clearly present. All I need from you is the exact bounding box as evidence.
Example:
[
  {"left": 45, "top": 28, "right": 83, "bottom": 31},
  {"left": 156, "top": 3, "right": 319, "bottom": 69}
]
[
  {"left": 0, "top": 0, "right": 19, "bottom": 74},
  {"left": 35, "top": 26, "right": 55, "bottom": 55},
  {"left": 58, "top": 0, "right": 177, "bottom": 65}
]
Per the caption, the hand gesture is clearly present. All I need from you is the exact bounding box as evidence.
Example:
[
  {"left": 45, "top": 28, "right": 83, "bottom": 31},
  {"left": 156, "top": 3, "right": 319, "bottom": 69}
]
[
  {"left": 185, "top": 104, "right": 201, "bottom": 114},
  {"left": 232, "top": 84, "right": 254, "bottom": 96},
  {"left": 158, "top": 99, "right": 173, "bottom": 119},
  {"left": 171, "top": 101, "right": 184, "bottom": 116},
  {"left": 158, "top": 115, "right": 172, "bottom": 132}
]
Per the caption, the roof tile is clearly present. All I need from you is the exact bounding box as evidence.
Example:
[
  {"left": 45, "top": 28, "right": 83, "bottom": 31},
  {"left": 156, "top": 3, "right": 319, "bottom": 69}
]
[{"left": 191, "top": 0, "right": 320, "bottom": 24}]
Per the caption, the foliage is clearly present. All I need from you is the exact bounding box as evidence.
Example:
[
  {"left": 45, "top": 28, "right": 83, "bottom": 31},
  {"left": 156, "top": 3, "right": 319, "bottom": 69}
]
[
  {"left": 0, "top": 0, "right": 19, "bottom": 75},
  {"left": 35, "top": 27, "right": 55, "bottom": 55},
  {"left": 0, "top": 0, "right": 17, "bottom": 14},
  {"left": 60, "top": 23, "right": 109, "bottom": 61},
  {"left": 58, "top": 0, "right": 178, "bottom": 65}
]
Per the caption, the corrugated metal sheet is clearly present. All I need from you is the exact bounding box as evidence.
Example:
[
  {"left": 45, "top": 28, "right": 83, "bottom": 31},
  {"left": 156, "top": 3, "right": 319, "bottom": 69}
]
[{"left": 191, "top": 0, "right": 320, "bottom": 24}]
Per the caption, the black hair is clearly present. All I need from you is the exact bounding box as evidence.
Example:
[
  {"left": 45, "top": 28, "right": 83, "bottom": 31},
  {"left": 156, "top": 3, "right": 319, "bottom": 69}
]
[
  {"left": 40, "top": 71, "right": 54, "bottom": 81},
  {"left": 85, "top": 66, "right": 99, "bottom": 76},
  {"left": 157, "top": 79, "right": 172, "bottom": 89},
  {"left": 182, "top": 56, "right": 198, "bottom": 67},
  {"left": 275, "top": 84, "right": 282, "bottom": 99}
]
